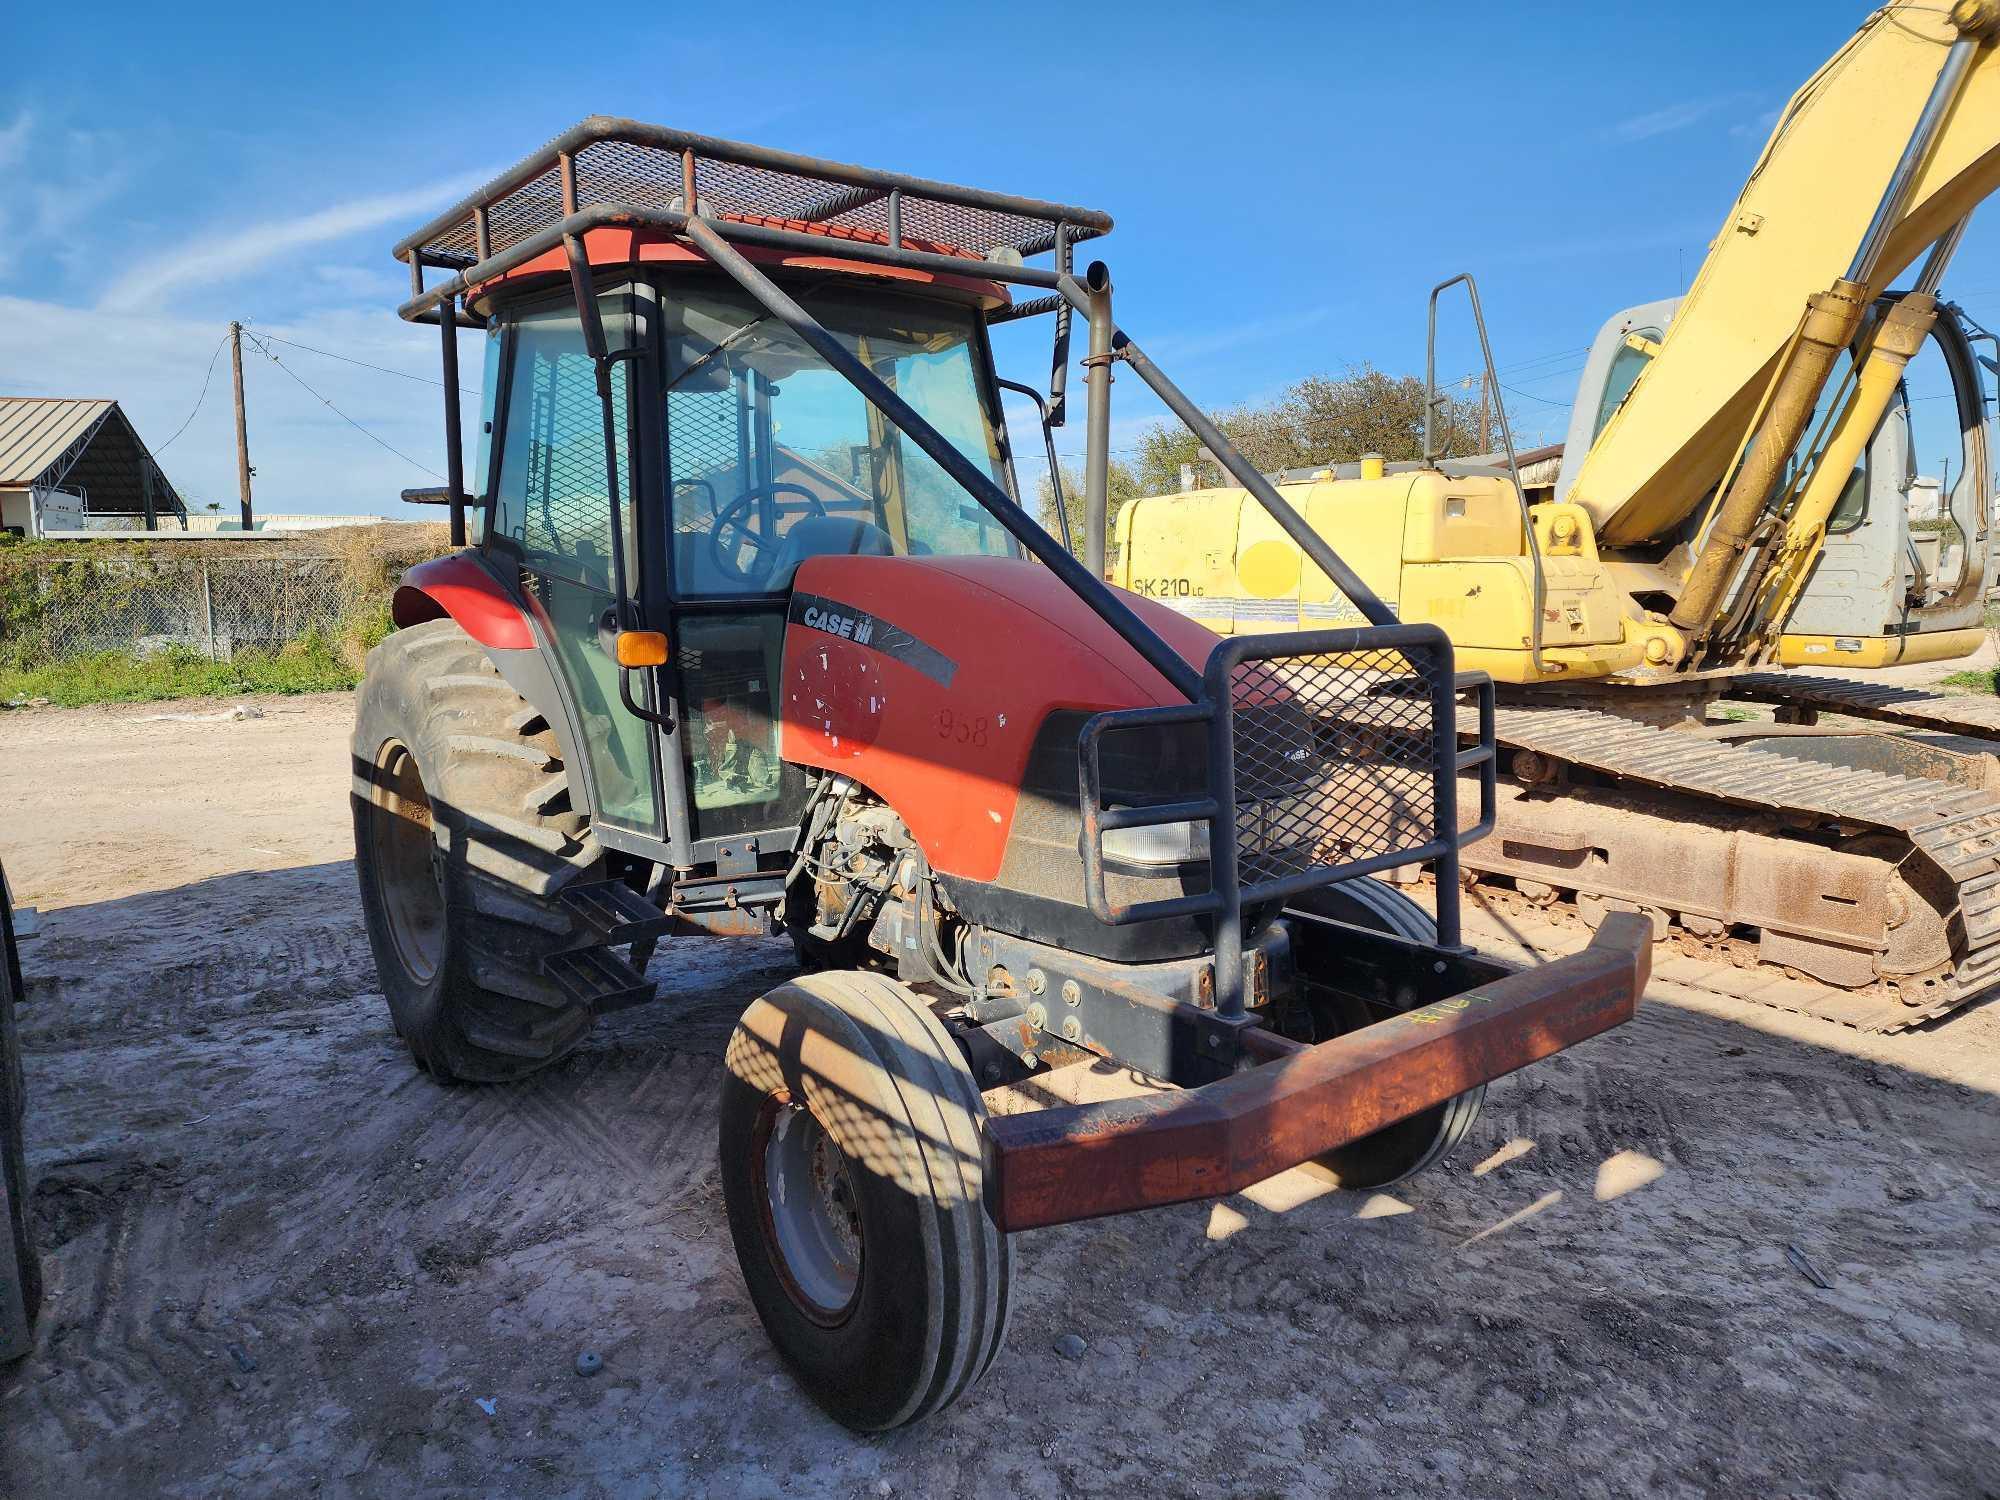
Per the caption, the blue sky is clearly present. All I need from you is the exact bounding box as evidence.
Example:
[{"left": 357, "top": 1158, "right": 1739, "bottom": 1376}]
[{"left": 2, "top": 1, "right": 1990, "bottom": 515}]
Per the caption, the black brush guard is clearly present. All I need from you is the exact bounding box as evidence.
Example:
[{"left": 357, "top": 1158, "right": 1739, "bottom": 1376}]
[{"left": 1080, "top": 623, "right": 1497, "bottom": 1018}]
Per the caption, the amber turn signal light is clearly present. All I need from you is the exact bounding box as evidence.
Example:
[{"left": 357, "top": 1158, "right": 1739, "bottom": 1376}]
[{"left": 614, "top": 629, "right": 670, "bottom": 668}]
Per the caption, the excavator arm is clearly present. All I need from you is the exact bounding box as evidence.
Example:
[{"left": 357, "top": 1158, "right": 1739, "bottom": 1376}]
[{"left": 1569, "top": 1, "right": 2000, "bottom": 561}]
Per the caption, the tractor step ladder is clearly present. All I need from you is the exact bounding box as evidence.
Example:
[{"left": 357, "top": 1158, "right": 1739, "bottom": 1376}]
[
  {"left": 541, "top": 880, "right": 675, "bottom": 1013},
  {"left": 557, "top": 878, "right": 682, "bottom": 949}
]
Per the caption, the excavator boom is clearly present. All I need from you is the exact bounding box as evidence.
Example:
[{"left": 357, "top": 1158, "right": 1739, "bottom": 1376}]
[{"left": 1572, "top": 0, "right": 2000, "bottom": 547}]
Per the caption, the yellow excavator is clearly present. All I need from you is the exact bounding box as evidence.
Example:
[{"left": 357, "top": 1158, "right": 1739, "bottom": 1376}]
[{"left": 1108, "top": 0, "right": 2000, "bottom": 1031}]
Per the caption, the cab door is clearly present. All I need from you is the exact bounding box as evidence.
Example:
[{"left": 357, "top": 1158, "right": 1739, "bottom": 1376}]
[
  {"left": 485, "top": 286, "right": 666, "bottom": 840},
  {"left": 659, "top": 367, "right": 812, "bottom": 855}
]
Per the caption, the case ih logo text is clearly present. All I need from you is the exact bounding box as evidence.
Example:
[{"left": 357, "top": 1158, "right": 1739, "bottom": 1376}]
[
  {"left": 788, "top": 591, "right": 959, "bottom": 687},
  {"left": 801, "top": 605, "right": 875, "bottom": 646}
]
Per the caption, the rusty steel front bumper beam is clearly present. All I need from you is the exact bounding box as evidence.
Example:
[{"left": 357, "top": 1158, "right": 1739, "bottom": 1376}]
[{"left": 982, "top": 912, "right": 1651, "bottom": 1232}]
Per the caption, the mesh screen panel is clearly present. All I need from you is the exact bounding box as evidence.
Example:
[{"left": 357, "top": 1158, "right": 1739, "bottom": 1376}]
[
  {"left": 1229, "top": 648, "right": 1442, "bottom": 886},
  {"left": 667, "top": 386, "right": 745, "bottom": 535},
  {"left": 513, "top": 347, "right": 628, "bottom": 577}
]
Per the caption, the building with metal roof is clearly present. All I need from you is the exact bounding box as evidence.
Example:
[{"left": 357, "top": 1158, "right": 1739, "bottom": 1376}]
[{"left": 0, "top": 398, "right": 187, "bottom": 536}]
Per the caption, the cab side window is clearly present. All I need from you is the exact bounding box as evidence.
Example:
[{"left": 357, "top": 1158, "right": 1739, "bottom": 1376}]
[
  {"left": 491, "top": 293, "right": 638, "bottom": 587},
  {"left": 471, "top": 323, "right": 502, "bottom": 513},
  {"left": 1590, "top": 333, "right": 1660, "bottom": 445},
  {"left": 484, "top": 289, "right": 660, "bottom": 835}
]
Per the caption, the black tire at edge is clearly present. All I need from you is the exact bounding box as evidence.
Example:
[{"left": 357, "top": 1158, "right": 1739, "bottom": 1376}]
[
  {"left": 0, "top": 857, "right": 41, "bottom": 1364},
  {"left": 718, "top": 969, "right": 1011, "bottom": 1431}
]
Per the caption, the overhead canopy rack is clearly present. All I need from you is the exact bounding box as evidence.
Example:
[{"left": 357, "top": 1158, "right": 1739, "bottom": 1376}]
[
  {"left": 395, "top": 116, "right": 1111, "bottom": 284},
  {"left": 389, "top": 117, "right": 1117, "bottom": 559}
]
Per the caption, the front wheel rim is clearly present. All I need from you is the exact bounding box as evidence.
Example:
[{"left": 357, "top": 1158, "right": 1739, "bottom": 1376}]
[{"left": 754, "top": 1091, "right": 863, "bottom": 1325}]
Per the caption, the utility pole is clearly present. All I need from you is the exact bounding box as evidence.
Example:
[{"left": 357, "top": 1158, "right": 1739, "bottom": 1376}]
[
  {"left": 1478, "top": 372, "right": 1491, "bottom": 454},
  {"left": 230, "top": 321, "right": 254, "bottom": 532}
]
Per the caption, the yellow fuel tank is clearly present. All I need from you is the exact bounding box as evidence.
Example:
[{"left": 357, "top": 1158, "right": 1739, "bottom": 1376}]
[{"left": 1112, "top": 471, "right": 1673, "bottom": 684}]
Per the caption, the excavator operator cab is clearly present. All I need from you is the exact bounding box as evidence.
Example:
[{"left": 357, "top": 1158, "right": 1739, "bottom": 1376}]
[{"left": 1558, "top": 291, "right": 1995, "bottom": 661}]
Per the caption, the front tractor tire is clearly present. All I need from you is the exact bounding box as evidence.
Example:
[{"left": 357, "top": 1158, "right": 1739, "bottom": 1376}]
[
  {"left": 1287, "top": 878, "right": 1485, "bottom": 1188},
  {"left": 351, "top": 618, "right": 602, "bottom": 1083},
  {"left": 719, "top": 971, "right": 1012, "bottom": 1431}
]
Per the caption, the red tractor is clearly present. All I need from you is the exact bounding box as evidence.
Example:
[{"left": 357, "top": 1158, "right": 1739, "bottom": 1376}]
[{"left": 355, "top": 120, "right": 1649, "bottom": 1430}]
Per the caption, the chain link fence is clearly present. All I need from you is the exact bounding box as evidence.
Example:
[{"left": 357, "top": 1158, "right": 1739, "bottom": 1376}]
[{"left": 5, "top": 553, "right": 381, "bottom": 665}]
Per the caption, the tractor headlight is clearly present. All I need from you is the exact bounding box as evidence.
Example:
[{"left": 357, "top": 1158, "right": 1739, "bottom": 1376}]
[{"left": 1100, "top": 814, "right": 1208, "bottom": 869}]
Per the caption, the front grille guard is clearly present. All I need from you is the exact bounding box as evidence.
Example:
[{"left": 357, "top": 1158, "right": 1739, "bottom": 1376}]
[{"left": 1080, "top": 623, "right": 1497, "bottom": 1018}]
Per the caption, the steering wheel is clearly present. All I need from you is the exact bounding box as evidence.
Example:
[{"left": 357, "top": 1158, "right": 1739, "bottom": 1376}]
[{"left": 708, "top": 480, "right": 826, "bottom": 587}]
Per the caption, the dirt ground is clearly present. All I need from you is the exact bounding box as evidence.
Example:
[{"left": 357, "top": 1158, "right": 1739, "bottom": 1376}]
[{"left": 1, "top": 692, "right": 1996, "bottom": 1499}]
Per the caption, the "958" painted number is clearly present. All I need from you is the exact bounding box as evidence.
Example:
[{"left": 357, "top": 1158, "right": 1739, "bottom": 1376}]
[{"left": 935, "top": 708, "right": 989, "bottom": 747}]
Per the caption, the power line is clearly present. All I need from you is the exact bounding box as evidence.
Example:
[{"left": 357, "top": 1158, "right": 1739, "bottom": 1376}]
[
  {"left": 1501, "top": 383, "right": 1574, "bottom": 410},
  {"left": 241, "top": 330, "right": 444, "bottom": 480},
  {"left": 1495, "top": 344, "right": 1592, "bottom": 377},
  {"left": 154, "top": 330, "right": 232, "bottom": 454},
  {"left": 1503, "top": 361, "right": 1587, "bottom": 385},
  {"left": 254, "top": 331, "right": 480, "bottom": 397},
  {"left": 1438, "top": 345, "right": 1592, "bottom": 391}
]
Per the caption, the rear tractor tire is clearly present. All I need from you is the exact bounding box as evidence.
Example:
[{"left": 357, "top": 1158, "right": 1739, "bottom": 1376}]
[
  {"left": 1285, "top": 877, "right": 1485, "bottom": 1189},
  {"left": 351, "top": 618, "right": 602, "bottom": 1083},
  {"left": 719, "top": 970, "right": 1011, "bottom": 1431},
  {"left": 1, "top": 863, "right": 41, "bottom": 1364}
]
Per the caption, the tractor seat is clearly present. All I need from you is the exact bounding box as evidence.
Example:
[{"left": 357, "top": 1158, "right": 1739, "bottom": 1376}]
[
  {"left": 762, "top": 516, "right": 895, "bottom": 591},
  {"left": 671, "top": 516, "right": 895, "bottom": 594}
]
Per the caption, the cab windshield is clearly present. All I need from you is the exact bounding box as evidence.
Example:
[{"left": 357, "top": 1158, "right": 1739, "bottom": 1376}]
[{"left": 662, "top": 282, "right": 1019, "bottom": 596}]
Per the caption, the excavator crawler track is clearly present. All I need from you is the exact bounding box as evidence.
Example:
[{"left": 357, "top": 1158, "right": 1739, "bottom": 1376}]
[
  {"left": 1728, "top": 671, "right": 2000, "bottom": 739},
  {"left": 1457, "top": 704, "right": 2000, "bottom": 1032}
]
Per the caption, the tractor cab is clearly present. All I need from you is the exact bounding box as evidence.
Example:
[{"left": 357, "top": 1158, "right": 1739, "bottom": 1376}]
[{"left": 465, "top": 262, "right": 1025, "bottom": 865}]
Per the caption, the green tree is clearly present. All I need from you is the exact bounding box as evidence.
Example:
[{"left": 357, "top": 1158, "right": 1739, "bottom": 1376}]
[
  {"left": 1132, "top": 363, "right": 1495, "bottom": 494},
  {"left": 1034, "top": 459, "right": 1142, "bottom": 559}
]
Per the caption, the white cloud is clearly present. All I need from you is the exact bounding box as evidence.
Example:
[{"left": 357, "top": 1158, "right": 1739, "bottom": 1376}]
[
  {"left": 1608, "top": 92, "right": 1754, "bottom": 144},
  {"left": 96, "top": 166, "right": 495, "bottom": 313},
  {"left": 1731, "top": 106, "right": 1784, "bottom": 142},
  {"left": 0, "top": 117, "right": 134, "bottom": 282},
  {"left": 0, "top": 294, "right": 482, "bottom": 515},
  {"left": 1144, "top": 303, "right": 1340, "bottom": 364},
  {"left": 312, "top": 263, "right": 400, "bottom": 299},
  {"left": 0, "top": 113, "right": 35, "bottom": 277},
  {"left": 0, "top": 112, "right": 32, "bottom": 171},
  {"left": 34, "top": 133, "right": 129, "bottom": 244}
]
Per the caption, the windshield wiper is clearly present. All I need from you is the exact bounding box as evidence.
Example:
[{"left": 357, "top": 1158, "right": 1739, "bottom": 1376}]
[
  {"left": 664, "top": 277, "right": 849, "bottom": 396},
  {"left": 664, "top": 313, "right": 771, "bottom": 396}
]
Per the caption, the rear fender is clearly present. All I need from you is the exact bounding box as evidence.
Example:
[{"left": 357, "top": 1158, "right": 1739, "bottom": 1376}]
[{"left": 393, "top": 551, "right": 535, "bottom": 650}]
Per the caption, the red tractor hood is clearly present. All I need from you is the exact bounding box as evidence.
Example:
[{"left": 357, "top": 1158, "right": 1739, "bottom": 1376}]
[{"left": 780, "top": 554, "right": 1220, "bottom": 883}]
